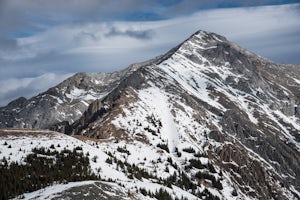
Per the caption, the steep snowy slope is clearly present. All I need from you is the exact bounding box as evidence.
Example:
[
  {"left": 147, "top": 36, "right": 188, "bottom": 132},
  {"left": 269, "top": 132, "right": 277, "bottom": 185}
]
[{"left": 68, "top": 30, "right": 300, "bottom": 199}]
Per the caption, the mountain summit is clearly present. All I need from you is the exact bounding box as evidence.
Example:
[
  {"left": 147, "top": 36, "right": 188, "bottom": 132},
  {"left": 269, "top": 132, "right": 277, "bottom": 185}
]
[{"left": 1, "top": 30, "right": 300, "bottom": 199}]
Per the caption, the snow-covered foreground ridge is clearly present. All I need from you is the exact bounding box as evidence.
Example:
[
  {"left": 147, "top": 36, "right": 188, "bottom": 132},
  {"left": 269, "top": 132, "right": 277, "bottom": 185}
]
[
  {"left": 0, "top": 129, "right": 209, "bottom": 200},
  {"left": 0, "top": 128, "right": 264, "bottom": 200}
]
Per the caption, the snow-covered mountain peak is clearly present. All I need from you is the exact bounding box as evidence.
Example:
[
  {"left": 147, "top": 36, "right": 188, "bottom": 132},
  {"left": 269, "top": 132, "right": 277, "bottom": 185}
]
[
  {"left": 1, "top": 30, "right": 300, "bottom": 200},
  {"left": 170, "top": 30, "right": 228, "bottom": 61},
  {"left": 186, "top": 30, "right": 227, "bottom": 46}
]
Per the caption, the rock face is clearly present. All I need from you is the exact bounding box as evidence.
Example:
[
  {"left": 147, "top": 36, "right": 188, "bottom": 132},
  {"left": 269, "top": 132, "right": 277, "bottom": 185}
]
[
  {"left": 0, "top": 62, "right": 145, "bottom": 129},
  {"left": 1, "top": 30, "right": 300, "bottom": 199}
]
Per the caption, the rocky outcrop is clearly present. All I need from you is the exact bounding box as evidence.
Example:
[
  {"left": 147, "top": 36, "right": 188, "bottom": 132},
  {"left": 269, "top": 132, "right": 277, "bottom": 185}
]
[{"left": 0, "top": 71, "right": 127, "bottom": 129}]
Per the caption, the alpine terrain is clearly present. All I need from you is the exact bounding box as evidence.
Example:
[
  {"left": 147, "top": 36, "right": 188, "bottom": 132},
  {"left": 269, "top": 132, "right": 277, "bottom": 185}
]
[{"left": 0, "top": 30, "right": 299, "bottom": 200}]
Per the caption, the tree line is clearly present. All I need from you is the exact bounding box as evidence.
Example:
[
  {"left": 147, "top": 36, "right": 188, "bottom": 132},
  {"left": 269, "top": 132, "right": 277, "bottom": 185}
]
[{"left": 0, "top": 146, "right": 98, "bottom": 199}]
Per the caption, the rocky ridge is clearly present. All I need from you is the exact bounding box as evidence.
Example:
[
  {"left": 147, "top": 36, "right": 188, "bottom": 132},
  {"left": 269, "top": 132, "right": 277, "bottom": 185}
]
[{"left": 0, "top": 57, "right": 160, "bottom": 129}]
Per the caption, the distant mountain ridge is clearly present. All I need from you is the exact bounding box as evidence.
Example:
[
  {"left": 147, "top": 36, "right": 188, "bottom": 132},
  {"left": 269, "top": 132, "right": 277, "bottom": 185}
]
[
  {"left": 0, "top": 59, "right": 151, "bottom": 129},
  {"left": 1, "top": 30, "right": 300, "bottom": 199}
]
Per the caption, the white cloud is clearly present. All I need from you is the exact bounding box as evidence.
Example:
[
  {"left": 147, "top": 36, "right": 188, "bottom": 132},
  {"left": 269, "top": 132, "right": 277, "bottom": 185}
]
[
  {"left": 3, "top": 3, "right": 299, "bottom": 64},
  {"left": 0, "top": 73, "right": 73, "bottom": 106},
  {"left": 0, "top": 3, "right": 299, "bottom": 106}
]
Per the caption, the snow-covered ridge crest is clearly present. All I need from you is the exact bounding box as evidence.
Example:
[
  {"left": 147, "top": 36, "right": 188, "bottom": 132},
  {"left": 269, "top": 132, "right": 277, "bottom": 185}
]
[{"left": 0, "top": 128, "right": 203, "bottom": 200}]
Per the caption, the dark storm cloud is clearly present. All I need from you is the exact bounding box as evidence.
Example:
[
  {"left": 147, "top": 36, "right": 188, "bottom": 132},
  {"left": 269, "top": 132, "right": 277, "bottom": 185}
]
[{"left": 105, "top": 27, "right": 154, "bottom": 40}]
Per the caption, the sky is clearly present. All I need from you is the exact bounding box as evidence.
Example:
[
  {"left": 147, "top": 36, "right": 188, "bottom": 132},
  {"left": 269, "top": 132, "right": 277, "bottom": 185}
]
[{"left": 0, "top": 0, "right": 300, "bottom": 106}]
